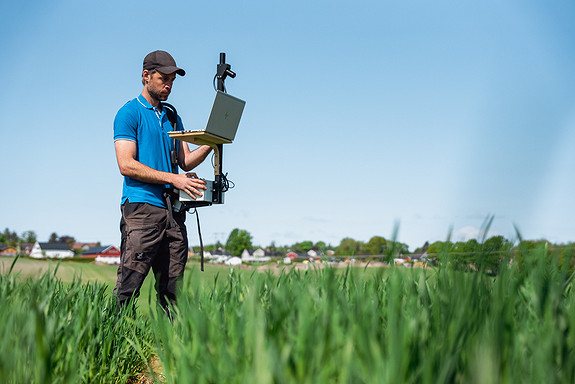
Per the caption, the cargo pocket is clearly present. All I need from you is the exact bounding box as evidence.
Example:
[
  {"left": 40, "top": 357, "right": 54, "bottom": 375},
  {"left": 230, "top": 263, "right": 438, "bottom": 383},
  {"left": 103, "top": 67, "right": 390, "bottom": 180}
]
[{"left": 124, "top": 224, "right": 160, "bottom": 274}]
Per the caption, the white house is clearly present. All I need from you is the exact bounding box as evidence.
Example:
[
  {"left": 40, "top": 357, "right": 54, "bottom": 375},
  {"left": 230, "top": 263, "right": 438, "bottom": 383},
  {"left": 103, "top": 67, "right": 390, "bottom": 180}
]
[
  {"left": 253, "top": 248, "right": 266, "bottom": 258},
  {"left": 225, "top": 257, "right": 242, "bottom": 266},
  {"left": 307, "top": 249, "right": 318, "bottom": 258},
  {"left": 241, "top": 248, "right": 271, "bottom": 263},
  {"left": 30, "top": 242, "right": 74, "bottom": 259}
]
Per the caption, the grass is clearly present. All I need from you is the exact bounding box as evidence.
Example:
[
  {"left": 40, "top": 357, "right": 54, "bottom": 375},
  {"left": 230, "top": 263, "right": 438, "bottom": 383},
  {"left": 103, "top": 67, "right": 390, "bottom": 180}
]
[
  {"left": 1, "top": 246, "right": 575, "bottom": 383},
  {"left": 0, "top": 262, "right": 153, "bottom": 383},
  {"left": 0, "top": 258, "right": 225, "bottom": 316},
  {"left": 151, "top": 249, "right": 575, "bottom": 383}
]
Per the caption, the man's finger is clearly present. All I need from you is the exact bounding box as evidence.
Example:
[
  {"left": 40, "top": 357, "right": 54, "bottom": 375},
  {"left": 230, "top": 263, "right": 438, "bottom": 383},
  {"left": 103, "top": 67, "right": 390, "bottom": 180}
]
[
  {"left": 186, "top": 188, "right": 202, "bottom": 199},
  {"left": 189, "top": 179, "right": 207, "bottom": 188}
]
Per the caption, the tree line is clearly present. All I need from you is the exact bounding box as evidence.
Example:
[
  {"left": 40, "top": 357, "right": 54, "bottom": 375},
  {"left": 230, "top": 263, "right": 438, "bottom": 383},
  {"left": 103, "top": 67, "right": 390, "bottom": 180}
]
[
  {"left": 194, "top": 228, "right": 411, "bottom": 258},
  {"left": 3, "top": 227, "right": 573, "bottom": 271},
  {"left": 425, "top": 236, "right": 575, "bottom": 274},
  {"left": 0, "top": 228, "right": 78, "bottom": 250},
  {"left": 202, "top": 228, "right": 575, "bottom": 272},
  {"left": 0, "top": 228, "right": 37, "bottom": 247}
]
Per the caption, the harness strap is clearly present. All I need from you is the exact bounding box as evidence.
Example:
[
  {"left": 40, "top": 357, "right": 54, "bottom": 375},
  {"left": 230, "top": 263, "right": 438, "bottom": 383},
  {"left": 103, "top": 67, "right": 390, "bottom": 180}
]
[
  {"left": 162, "top": 102, "right": 206, "bottom": 271},
  {"left": 163, "top": 191, "right": 177, "bottom": 228}
]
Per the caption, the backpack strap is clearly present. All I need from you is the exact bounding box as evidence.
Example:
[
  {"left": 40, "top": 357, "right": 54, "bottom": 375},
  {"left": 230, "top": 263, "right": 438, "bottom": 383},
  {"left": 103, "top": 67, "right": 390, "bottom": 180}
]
[
  {"left": 162, "top": 102, "right": 179, "bottom": 174},
  {"left": 162, "top": 102, "right": 207, "bottom": 271}
]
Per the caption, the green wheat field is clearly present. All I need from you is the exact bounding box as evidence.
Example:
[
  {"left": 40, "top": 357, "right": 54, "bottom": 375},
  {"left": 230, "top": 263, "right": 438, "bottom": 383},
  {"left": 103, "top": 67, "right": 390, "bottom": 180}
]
[{"left": 1, "top": 243, "right": 575, "bottom": 384}]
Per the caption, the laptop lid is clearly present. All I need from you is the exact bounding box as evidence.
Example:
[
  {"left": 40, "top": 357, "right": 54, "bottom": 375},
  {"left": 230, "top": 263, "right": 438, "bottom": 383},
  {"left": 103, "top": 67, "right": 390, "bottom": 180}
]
[{"left": 204, "top": 91, "right": 246, "bottom": 141}]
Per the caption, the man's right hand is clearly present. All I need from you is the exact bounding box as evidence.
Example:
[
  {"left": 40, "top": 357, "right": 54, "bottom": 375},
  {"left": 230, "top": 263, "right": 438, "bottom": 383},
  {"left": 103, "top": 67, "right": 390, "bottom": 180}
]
[{"left": 171, "top": 172, "right": 207, "bottom": 199}]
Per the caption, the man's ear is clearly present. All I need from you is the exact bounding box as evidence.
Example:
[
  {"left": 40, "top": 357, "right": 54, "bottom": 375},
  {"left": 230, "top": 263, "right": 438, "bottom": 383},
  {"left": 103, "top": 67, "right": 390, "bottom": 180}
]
[{"left": 142, "top": 70, "right": 150, "bottom": 83}]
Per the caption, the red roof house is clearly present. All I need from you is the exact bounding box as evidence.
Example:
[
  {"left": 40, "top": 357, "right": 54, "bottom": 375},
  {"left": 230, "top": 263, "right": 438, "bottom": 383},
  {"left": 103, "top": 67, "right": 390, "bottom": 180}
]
[{"left": 82, "top": 245, "right": 121, "bottom": 265}]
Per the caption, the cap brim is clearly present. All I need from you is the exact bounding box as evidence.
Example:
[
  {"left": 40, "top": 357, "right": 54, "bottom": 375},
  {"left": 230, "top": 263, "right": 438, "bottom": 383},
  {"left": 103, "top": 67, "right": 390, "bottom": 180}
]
[{"left": 157, "top": 66, "right": 186, "bottom": 76}]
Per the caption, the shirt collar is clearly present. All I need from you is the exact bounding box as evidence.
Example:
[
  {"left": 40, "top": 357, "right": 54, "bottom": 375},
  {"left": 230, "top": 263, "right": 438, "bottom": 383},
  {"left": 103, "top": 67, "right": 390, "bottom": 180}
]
[{"left": 137, "top": 94, "right": 155, "bottom": 110}]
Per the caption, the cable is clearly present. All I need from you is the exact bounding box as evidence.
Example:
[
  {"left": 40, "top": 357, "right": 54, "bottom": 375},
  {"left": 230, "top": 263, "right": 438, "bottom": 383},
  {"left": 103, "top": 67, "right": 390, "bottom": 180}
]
[
  {"left": 191, "top": 208, "right": 205, "bottom": 272},
  {"left": 209, "top": 152, "right": 235, "bottom": 192},
  {"left": 220, "top": 172, "right": 234, "bottom": 192},
  {"left": 213, "top": 74, "right": 227, "bottom": 93}
]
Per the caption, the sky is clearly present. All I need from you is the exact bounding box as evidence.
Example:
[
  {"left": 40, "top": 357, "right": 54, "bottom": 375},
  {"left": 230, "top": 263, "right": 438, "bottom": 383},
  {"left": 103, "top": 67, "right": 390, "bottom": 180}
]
[{"left": 1, "top": 0, "right": 574, "bottom": 251}]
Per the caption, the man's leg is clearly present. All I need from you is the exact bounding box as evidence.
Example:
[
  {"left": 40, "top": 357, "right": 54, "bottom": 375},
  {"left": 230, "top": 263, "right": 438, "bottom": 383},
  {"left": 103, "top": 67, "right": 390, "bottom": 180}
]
[
  {"left": 153, "top": 210, "right": 188, "bottom": 314},
  {"left": 114, "top": 202, "right": 167, "bottom": 311}
]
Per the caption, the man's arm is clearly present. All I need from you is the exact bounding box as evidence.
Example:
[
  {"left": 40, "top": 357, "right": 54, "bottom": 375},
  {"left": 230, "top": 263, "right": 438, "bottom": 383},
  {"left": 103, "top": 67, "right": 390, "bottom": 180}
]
[
  {"left": 178, "top": 141, "right": 212, "bottom": 172},
  {"left": 114, "top": 139, "right": 207, "bottom": 198}
]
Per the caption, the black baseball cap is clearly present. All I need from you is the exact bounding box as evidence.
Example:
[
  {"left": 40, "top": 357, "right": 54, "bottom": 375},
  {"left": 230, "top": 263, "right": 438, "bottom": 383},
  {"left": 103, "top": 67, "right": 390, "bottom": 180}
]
[{"left": 143, "top": 50, "right": 186, "bottom": 76}]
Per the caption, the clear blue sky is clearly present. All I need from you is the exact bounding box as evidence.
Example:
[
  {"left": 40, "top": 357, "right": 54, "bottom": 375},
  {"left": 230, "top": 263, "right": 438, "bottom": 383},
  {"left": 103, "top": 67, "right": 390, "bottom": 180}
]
[{"left": 1, "top": 0, "right": 574, "bottom": 251}]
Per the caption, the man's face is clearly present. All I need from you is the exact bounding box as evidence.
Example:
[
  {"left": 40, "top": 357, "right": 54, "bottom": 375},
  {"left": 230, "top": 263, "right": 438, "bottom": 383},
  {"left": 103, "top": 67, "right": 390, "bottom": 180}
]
[{"left": 144, "top": 70, "right": 176, "bottom": 101}]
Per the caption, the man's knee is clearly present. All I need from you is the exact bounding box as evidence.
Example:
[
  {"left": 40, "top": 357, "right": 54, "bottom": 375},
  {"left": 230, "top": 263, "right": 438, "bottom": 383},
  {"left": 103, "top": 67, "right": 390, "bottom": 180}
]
[{"left": 115, "top": 267, "right": 146, "bottom": 304}]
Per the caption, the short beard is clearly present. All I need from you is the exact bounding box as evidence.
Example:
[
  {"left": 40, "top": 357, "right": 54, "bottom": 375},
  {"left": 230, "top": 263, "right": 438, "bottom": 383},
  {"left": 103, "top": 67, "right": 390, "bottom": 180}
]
[{"left": 147, "top": 86, "right": 169, "bottom": 102}]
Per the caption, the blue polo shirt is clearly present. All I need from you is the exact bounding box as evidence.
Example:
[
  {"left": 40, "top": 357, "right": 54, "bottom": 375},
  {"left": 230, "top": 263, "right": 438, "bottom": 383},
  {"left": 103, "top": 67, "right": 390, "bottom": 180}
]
[{"left": 114, "top": 95, "right": 184, "bottom": 208}]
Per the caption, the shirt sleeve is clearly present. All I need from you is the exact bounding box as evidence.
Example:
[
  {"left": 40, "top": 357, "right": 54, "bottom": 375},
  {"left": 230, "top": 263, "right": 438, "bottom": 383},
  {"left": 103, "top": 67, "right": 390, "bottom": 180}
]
[{"left": 113, "top": 102, "right": 138, "bottom": 142}]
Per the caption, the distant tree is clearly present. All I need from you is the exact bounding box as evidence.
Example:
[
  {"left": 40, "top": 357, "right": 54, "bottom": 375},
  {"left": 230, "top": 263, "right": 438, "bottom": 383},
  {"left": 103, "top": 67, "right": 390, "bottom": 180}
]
[
  {"left": 49, "top": 232, "right": 58, "bottom": 243},
  {"left": 57, "top": 235, "right": 76, "bottom": 249},
  {"left": 202, "top": 241, "right": 224, "bottom": 253},
  {"left": 449, "top": 239, "right": 479, "bottom": 269},
  {"left": 477, "top": 235, "right": 512, "bottom": 273},
  {"left": 314, "top": 241, "right": 327, "bottom": 255},
  {"left": 275, "top": 244, "right": 289, "bottom": 256},
  {"left": 21, "top": 230, "right": 37, "bottom": 244},
  {"left": 464, "top": 239, "right": 479, "bottom": 252},
  {"left": 366, "top": 236, "right": 387, "bottom": 256},
  {"left": 292, "top": 241, "right": 314, "bottom": 254},
  {"left": 2, "top": 228, "right": 19, "bottom": 247},
  {"left": 387, "top": 240, "right": 409, "bottom": 257},
  {"left": 427, "top": 240, "right": 453, "bottom": 255},
  {"left": 413, "top": 241, "right": 430, "bottom": 254},
  {"left": 266, "top": 241, "right": 278, "bottom": 256},
  {"left": 513, "top": 239, "right": 550, "bottom": 269},
  {"left": 336, "top": 237, "right": 364, "bottom": 256},
  {"left": 427, "top": 240, "right": 453, "bottom": 265},
  {"left": 225, "top": 228, "right": 253, "bottom": 256},
  {"left": 482, "top": 236, "right": 507, "bottom": 253}
]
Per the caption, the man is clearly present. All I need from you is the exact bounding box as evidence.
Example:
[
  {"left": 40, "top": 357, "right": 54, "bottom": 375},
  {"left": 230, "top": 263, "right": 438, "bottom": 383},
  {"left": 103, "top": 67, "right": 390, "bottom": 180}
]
[{"left": 113, "top": 50, "right": 211, "bottom": 313}]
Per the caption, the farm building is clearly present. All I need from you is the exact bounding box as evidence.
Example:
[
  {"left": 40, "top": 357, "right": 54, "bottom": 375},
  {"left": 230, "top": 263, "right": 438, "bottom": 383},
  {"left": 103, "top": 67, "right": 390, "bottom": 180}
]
[
  {"left": 241, "top": 248, "right": 271, "bottom": 263},
  {"left": 20, "top": 243, "right": 34, "bottom": 255},
  {"left": 30, "top": 242, "right": 74, "bottom": 259},
  {"left": 0, "top": 245, "right": 18, "bottom": 256},
  {"left": 82, "top": 245, "right": 121, "bottom": 265},
  {"left": 73, "top": 242, "right": 99, "bottom": 252},
  {"left": 285, "top": 251, "right": 298, "bottom": 259}
]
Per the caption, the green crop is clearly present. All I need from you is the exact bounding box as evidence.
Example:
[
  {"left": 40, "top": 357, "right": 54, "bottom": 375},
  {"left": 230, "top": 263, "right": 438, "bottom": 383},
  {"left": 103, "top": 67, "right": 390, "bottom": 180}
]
[
  {"left": 153, "top": 247, "right": 575, "bottom": 383},
  {"left": 2, "top": 244, "right": 575, "bottom": 383},
  {"left": 0, "top": 259, "right": 153, "bottom": 384}
]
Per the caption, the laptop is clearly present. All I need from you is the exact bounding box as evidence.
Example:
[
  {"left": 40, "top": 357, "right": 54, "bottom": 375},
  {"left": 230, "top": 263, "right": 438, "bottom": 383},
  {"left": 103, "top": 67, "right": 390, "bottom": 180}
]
[{"left": 181, "top": 91, "right": 245, "bottom": 142}]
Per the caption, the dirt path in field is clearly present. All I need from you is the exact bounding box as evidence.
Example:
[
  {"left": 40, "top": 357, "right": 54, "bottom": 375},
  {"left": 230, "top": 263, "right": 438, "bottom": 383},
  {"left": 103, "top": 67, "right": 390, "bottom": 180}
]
[{"left": 128, "top": 355, "right": 165, "bottom": 384}]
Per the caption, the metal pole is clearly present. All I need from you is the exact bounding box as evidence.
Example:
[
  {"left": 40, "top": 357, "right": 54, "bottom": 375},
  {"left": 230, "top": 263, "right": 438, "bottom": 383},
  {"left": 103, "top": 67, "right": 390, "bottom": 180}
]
[{"left": 214, "top": 53, "right": 227, "bottom": 204}]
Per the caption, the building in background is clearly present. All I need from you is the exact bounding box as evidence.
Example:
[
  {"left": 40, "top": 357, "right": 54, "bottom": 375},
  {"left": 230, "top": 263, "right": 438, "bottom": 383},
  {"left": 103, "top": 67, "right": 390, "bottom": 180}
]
[{"left": 30, "top": 242, "right": 74, "bottom": 259}]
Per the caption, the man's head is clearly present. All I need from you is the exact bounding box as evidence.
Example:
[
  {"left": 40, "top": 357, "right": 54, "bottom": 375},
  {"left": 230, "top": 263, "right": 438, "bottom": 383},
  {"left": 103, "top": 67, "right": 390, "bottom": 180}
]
[{"left": 141, "top": 50, "right": 185, "bottom": 103}]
